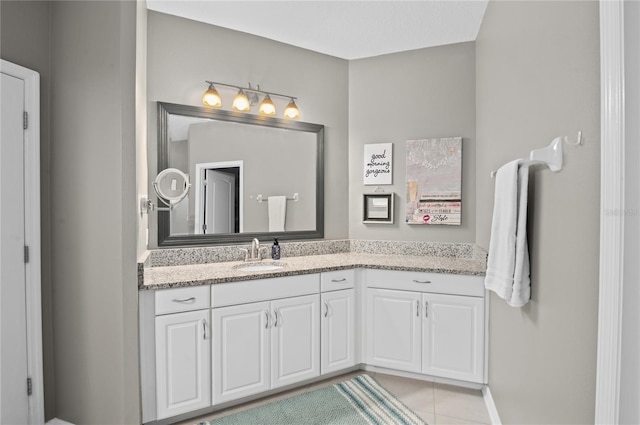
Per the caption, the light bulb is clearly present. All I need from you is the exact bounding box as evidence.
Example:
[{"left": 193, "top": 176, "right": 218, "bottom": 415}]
[
  {"left": 202, "top": 84, "right": 222, "bottom": 107},
  {"left": 232, "top": 89, "right": 251, "bottom": 112},
  {"left": 284, "top": 99, "right": 300, "bottom": 119},
  {"left": 259, "top": 95, "right": 276, "bottom": 116}
]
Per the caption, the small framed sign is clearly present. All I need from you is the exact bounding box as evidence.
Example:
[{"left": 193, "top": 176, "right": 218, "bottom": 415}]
[
  {"left": 364, "top": 143, "right": 393, "bottom": 185},
  {"left": 363, "top": 193, "right": 394, "bottom": 224}
]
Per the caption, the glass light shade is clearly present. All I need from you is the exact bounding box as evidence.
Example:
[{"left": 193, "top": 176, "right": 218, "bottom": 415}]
[
  {"left": 284, "top": 99, "right": 300, "bottom": 119},
  {"left": 232, "top": 89, "right": 251, "bottom": 112},
  {"left": 202, "top": 85, "right": 222, "bottom": 107},
  {"left": 259, "top": 95, "right": 276, "bottom": 116}
]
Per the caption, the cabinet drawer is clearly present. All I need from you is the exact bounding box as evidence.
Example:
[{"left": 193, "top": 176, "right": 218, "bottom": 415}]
[
  {"left": 321, "top": 269, "right": 356, "bottom": 292},
  {"left": 211, "top": 274, "right": 320, "bottom": 308},
  {"left": 365, "top": 269, "right": 484, "bottom": 297},
  {"left": 155, "top": 285, "right": 210, "bottom": 315}
]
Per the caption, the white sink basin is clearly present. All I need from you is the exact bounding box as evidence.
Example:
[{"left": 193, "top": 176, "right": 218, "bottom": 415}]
[{"left": 234, "top": 262, "right": 286, "bottom": 272}]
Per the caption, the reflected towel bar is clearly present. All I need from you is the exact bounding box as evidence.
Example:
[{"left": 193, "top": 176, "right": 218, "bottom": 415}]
[{"left": 255, "top": 193, "right": 299, "bottom": 203}]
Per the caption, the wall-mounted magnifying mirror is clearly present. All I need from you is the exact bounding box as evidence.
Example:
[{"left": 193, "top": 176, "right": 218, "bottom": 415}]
[
  {"left": 154, "top": 168, "right": 190, "bottom": 206},
  {"left": 141, "top": 167, "right": 191, "bottom": 213}
]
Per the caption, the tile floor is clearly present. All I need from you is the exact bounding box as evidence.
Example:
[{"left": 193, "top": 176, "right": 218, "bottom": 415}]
[{"left": 180, "top": 371, "right": 491, "bottom": 425}]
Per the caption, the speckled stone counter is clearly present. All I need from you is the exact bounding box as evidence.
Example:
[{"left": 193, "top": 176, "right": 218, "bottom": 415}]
[{"left": 140, "top": 249, "right": 487, "bottom": 290}]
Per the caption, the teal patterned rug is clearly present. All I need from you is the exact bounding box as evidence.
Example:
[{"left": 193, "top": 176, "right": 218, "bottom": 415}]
[{"left": 205, "top": 374, "right": 427, "bottom": 425}]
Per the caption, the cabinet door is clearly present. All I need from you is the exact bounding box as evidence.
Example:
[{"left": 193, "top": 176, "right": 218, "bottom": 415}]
[
  {"left": 155, "top": 309, "right": 211, "bottom": 419},
  {"left": 366, "top": 289, "right": 422, "bottom": 373},
  {"left": 212, "top": 301, "right": 271, "bottom": 404},
  {"left": 321, "top": 289, "right": 356, "bottom": 374},
  {"left": 271, "top": 294, "right": 320, "bottom": 389},
  {"left": 422, "top": 293, "right": 484, "bottom": 383}
]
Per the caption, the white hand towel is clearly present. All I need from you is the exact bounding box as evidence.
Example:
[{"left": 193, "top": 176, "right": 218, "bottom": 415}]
[
  {"left": 484, "top": 159, "right": 531, "bottom": 307},
  {"left": 268, "top": 196, "right": 287, "bottom": 232}
]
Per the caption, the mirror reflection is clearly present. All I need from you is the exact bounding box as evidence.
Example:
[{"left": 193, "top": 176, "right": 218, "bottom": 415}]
[{"left": 157, "top": 102, "right": 324, "bottom": 246}]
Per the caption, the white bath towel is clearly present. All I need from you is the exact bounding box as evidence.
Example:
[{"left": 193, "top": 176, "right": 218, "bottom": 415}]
[
  {"left": 268, "top": 196, "right": 287, "bottom": 232},
  {"left": 484, "top": 159, "right": 531, "bottom": 307}
]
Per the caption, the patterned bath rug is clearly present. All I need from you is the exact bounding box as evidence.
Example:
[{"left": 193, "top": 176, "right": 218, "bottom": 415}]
[{"left": 204, "top": 374, "right": 427, "bottom": 425}]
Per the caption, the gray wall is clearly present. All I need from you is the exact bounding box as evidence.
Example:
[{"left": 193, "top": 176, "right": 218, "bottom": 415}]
[
  {"left": 0, "top": 1, "right": 55, "bottom": 419},
  {"left": 49, "top": 1, "right": 139, "bottom": 423},
  {"left": 146, "top": 11, "right": 349, "bottom": 247},
  {"left": 621, "top": 1, "right": 640, "bottom": 422},
  {"left": 475, "top": 1, "right": 600, "bottom": 423},
  {"left": 348, "top": 42, "right": 476, "bottom": 242}
]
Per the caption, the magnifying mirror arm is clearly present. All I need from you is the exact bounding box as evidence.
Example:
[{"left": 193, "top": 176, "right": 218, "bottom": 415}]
[
  {"left": 140, "top": 181, "right": 191, "bottom": 214},
  {"left": 140, "top": 197, "right": 172, "bottom": 214}
]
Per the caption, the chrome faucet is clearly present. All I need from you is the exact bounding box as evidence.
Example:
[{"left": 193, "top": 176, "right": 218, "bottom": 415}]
[{"left": 250, "top": 238, "right": 261, "bottom": 261}]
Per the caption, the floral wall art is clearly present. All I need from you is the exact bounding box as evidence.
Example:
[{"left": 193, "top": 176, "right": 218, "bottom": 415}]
[{"left": 405, "top": 137, "right": 462, "bottom": 225}]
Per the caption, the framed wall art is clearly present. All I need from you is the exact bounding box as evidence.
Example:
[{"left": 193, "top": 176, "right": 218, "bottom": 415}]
[
  {"left": 363, "top": 143, "right": 393, "bottom": 185},
  {"left": 363, "top": 193, "right": 394, "bottom": 224},
  {"left": 405, "top": 137, "right": 462, "bottom": 225}
]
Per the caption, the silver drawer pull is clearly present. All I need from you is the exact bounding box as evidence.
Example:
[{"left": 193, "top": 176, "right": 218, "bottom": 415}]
[
  {"left": 172, "top": 297, "right": 196, "bottom": 303},
  {"left": 324, "top": 301, "right": 329, "bottom": 317},
  {"left": 202, "top": 319, "right": 208, "bottom": 340},
  {"left": 412, "top": 279, "right": 432, "bottom": 284},
  {"left": 331, "top": 278, "right": 347, "bottom": 283},
  {"left": 416, "top": 300, "right": 420, "bottom": 317}
]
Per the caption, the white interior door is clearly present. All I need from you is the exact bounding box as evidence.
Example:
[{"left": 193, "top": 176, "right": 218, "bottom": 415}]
[
  {"left": 0, "top": 59, "right": 43, "bottom": 425},
  {"left": 1, "top": 70, "right": 29, "bottom": 425},
  {"left": 204, "top": 169, "right": 235, "bottom": 234}
]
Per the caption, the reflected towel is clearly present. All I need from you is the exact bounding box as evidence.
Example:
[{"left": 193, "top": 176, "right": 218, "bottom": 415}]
[
  {"left": 268, "top": 196, "right": 287, "bottom": 232},
  {"left": 484, "top": 159, "right": 531, "bottom": 307}
]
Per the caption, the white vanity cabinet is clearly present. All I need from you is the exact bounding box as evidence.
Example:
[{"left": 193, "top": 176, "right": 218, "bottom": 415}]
[
  {"left": 154, "top": 286, "right": 211, "bottom": 420},
  {"left": 365, "top": 270, "right": 485, "bottom": 384},
  {"left": 421, "top": 293, "right": 484, "bottom": 382},
  {"left": 366, "top": 288, "right": 422, "bottom": 372},
  {"left": 141, "top": 266, "right": 487, "bottom": 424},
  {"left": 211, "top": 275, "right": 320, "bottom": 404},
  {"left": 320, "top": 270, "right": 357, "bottom": 374}
]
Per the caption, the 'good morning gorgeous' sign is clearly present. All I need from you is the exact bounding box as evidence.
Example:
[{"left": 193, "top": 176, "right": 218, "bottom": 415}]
[{"left": 364, "top": 143, "right": 393, "bottom": 185}]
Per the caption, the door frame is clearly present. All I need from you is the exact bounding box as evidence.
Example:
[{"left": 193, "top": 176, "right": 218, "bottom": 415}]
[
  {"left": 596, "top": 0, "right": 626, "bottom": 422},
  {"left": 0, "top": 60, "right": 43, "bottom": 424},
  {"left": 194, "top": 160, "right": 243, "bottom": 234}
]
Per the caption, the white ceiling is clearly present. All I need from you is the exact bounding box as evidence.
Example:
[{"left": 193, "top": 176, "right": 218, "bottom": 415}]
[{"left": 146, "top": 1, "right": 489, "bottom": 60}]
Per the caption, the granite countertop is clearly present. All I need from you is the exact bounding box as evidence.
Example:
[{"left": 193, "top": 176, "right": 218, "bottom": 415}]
[{"left": 141, "top": 252, "right": 487, "bottom": 290}]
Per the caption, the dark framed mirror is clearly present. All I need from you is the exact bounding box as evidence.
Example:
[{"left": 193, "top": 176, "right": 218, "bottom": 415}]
[{"left": 157, "top": 102, "right": 324, "bottom": 247}]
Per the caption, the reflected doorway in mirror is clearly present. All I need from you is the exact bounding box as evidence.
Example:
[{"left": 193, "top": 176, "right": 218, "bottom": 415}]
[{"left": 193, "top": 161, "right": 243, "bottom": 235}]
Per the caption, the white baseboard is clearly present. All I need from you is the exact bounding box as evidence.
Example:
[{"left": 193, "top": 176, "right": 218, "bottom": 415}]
[
  {"left": 46, "top": 418, "right": 75, "bottom": 425},
  {"left": 482, "top": 386, "right": 502, "bottom": 425}
]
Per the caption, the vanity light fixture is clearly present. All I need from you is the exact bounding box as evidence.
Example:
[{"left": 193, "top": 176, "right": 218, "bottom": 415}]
[
  {"left": 284, "top": 98, "right": 300, "bottom": 119},
  {"left": 232, "top": 88, "right": 251, "bottom": 112},
  {"left": 259, "top": 94, "right": 276, "bottom": 116},
  {"left": 202, "top": 83, "right": 222, "bottom": 107},
  {"left": 202, "top": 80, "right": 300, "bottom": 118}
]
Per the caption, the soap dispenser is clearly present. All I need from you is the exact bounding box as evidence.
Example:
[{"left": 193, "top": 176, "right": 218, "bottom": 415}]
[{"left": 271, "top": 238, "right": 281, "bottom": 260}]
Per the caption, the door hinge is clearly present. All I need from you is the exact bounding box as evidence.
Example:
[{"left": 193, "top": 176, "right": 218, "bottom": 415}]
[
  {"left": 27, "top": 377, "right": 32, "bottom": 396},
  {"left": 23, "top": 111, "right": 28, "bottom": 130},
  {"left": 24, "top": 245, "right": 29, "bottom": 263}
]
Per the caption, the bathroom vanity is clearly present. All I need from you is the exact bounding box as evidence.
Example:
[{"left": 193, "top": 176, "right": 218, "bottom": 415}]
[{"left": 139, "top": 244, "right": 487, "bottom": 424}]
